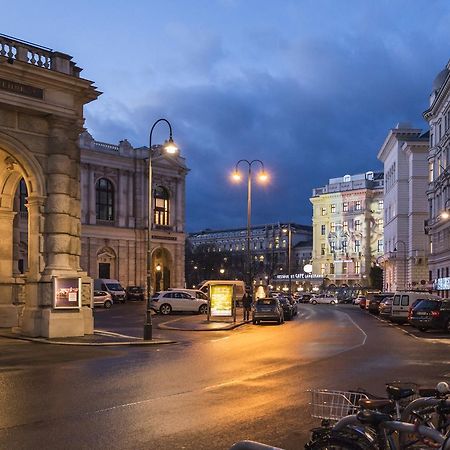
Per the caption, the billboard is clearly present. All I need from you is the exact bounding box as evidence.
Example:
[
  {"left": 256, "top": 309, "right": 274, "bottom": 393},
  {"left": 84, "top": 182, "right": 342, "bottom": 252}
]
[
  {"left": 53, "top": 277, "right": 82, "bottom": 309},
  {"left": 209, "top": 284, "right": 234, "bottom": 317}
]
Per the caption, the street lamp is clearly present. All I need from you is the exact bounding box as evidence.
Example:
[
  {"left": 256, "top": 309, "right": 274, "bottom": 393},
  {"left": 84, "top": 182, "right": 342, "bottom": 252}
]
[
  {"left": 144, "top": 118, "right": 178, "bottom": 341},
  {"left": 394, "top": 240, "right": 407, "bottom": 291},
  {"left": 231, "top": 159, "right": 268, "bottom": 299},
  {"left": 441, "top": 199, "right": 450, "bottom": 219},
  {"left": 282, "top": 224, "right": 293, "bottom": 298}
]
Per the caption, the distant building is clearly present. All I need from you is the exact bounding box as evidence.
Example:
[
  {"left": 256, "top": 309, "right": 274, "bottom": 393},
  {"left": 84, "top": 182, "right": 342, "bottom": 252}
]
[
  {"left": 377, "top": 124, "right": 429, "bottom": 292},
  {"left": 78, "top": 131, "right": 188, "bottom": 291},
  {"left": 310, "top": 172, "right": 384, "bottom": 288},
  {"left": 187, "top": 223, "right": 313, "bottom": 291},
  {"left": 424, "top": 61, "right": 450, "bottom": 297}
]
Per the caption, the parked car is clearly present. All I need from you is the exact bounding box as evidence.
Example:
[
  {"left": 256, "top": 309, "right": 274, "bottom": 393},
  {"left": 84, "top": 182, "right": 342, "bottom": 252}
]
[
  {"left": 93, "top": 290, "right": 113, "bottom": 309},
  {"left": 94, "top": 279, "right": 126, "bottom": 303},
  {"left": 169, "top": 288, "right": 209, "bottom": 301},
  {"left": 391, "top": 291, "right": 441, "bottom": 323},
  {"left": 409, "top": 298, "right": 450, "bottom": 332},
  {"left": 353, "top": 296, "right": 365, "bottom": 306},
  {"left": 252, "top": 298, "right": 284, "bottom": 324},
  {"left": 379, "top": 297, "right": 393, "bottom": 318},
  {"left": 151, "top": 290, "right": 208, "bottom": 315},
  {"left": 368, "top": 293, "right": 394, "bottom": 314},
  {"left": 310, "top": 294, "right": 338, "bottom": 305},
  {"left": 125, "top": 286, "right": 145, "bottom": 301},
  {"left": 279, "top": 297, "right": 295, "bottom": 320}
]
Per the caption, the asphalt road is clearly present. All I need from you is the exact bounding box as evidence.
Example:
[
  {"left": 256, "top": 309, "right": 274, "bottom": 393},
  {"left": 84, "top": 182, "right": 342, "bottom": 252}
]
[{"left": 0, "top": 304, "right": 449, "bottom": 450}]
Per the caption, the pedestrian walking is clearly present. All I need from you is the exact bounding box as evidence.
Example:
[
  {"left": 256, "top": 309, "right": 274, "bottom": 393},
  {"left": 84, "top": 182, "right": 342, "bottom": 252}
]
[{"left": 242, "top": 291, "right": 252, "bottom": 321}]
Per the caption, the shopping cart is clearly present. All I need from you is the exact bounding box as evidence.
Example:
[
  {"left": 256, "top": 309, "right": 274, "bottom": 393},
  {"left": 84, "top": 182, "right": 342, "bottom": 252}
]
[{"left": 308, "top": 389, "right": 369, "bottom": 421}]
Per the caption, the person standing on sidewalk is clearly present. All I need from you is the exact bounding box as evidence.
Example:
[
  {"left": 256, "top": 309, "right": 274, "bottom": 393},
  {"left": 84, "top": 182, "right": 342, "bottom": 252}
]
[{"left": 242, "top": 291, "right": 252, "bottom": 321}]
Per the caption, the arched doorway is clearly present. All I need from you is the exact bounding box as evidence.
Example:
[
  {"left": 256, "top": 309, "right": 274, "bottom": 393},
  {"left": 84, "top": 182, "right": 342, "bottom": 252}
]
[{"left": 152, "top": 247, "right": 173, "bottom": 292}]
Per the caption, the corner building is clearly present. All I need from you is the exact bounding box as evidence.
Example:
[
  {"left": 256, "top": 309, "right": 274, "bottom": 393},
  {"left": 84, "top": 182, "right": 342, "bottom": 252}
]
[
  {"left": 79, "top": 131, "right": 188, "bottom": 292},
  {"left": 424, "top": 61, "right": 450, "bottom": 297},
  {"left": 311, "top": 172, "right": 384, "bottom": 288}
]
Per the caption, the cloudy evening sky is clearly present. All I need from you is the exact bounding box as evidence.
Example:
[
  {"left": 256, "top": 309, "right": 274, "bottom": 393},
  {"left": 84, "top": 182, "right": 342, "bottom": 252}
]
[{"left": 4, "top": 1, "right": 450, "bottom": 231}]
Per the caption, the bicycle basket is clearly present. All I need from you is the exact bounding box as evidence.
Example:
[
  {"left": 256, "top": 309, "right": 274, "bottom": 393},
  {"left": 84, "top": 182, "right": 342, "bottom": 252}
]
[{"left": 309, "top": 389, "right": 369, "bottom": 421}]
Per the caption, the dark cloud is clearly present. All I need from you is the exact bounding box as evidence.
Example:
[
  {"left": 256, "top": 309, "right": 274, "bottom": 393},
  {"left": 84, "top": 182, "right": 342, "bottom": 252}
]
[{"left": 81, "top": 1, "right": 450, "bottom": 232}]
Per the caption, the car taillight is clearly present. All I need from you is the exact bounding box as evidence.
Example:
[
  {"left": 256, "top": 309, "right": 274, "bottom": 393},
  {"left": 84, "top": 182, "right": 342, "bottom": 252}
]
[{"left": 431, "top": 310, "right": 440, "bottom": 318}]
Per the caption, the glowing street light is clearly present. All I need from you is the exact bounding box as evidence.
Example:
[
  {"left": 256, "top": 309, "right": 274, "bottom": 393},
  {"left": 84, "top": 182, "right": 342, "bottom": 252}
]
[
  {"left": 144, "top": 118, "right": 178, "bottom": 341},
  {"left": 231, "top": 159, "right": 268, "bottom": 299}
]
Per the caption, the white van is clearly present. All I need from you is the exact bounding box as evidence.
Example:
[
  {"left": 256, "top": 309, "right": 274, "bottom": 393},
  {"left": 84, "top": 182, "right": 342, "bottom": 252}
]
[
  {"left": 94, "top": 279, "right": 126, "bottom": 303},
  {"left": 198, "top": 280, "right": 245, "bottom": 303},
  {"left": 390, "top": 291, "right": 440, "bottom": 323}
]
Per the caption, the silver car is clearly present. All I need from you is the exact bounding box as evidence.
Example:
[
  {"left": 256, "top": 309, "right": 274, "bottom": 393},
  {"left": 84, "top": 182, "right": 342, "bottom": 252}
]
[
  {"left": 310, "top": 294, "right": 338, "bottom": 305},
  {"left": 93, "top": 290, "right": 113, "bottom": 309},
  {"left": 252, "top": 298, "right": 284, "bottom": 325}
]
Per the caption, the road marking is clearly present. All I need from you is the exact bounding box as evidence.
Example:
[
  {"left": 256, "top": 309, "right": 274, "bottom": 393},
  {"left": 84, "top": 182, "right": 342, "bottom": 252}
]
[{"left": 94, "top": 330, "right": 140, "bottom": 339}]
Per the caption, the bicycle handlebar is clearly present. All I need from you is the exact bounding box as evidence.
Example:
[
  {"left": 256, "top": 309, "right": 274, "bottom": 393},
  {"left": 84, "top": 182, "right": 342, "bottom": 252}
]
[{"left": 383, "top": 421, "right": 446, "bottom": 446}]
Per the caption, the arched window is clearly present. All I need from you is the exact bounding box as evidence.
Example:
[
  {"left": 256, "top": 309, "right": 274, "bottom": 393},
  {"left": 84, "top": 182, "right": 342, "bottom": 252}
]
[
  {"left": 154, "top": 186, "right": 169, "bottom": 226},
  {"left": 19, "top": 178, "right": 27, "bottom": 212},
  {"left": 96, "top": 178, "right": 114, "bottom": 221}
]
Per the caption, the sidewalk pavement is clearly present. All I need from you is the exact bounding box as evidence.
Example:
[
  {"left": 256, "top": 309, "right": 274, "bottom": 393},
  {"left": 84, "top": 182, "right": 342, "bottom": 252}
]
[{"left": 0, "top": 313, "right": 252, "bottom": 345}]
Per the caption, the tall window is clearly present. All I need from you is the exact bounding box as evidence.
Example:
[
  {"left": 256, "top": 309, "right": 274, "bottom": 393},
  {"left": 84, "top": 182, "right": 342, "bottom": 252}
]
[
  {"left": 354, "top": 219, "right": 361, "bottom": 231},
  {"left": 378, "top": 240, "right": 384, "bottom": 253},
  {"left": 378, "top": 200, "right": 384, "bottom": 211},
  {"left": 330, "top": 222, "right": 336, "bottom": 233},
  {"left": 343, "top": 202, "right": 348, "bottom": 212},
  {"left": 96, "top": 178, "right": 114, "bottom": 221},
  {"left": 377, "top": 218, "right": 384, "bottom": 228},
  {"left": 154, "top": 186, "right": 170, "bottom": 226},
  {"left": 331, "top": 204, "right": 336, "bottom": 213},
  {"left": 354, "top": 240, "right": 360, "bottom": 253},
  {"left": 321, "top": 243, "right": 326, "bottom": 255},
  {"left": 355, "top": 200, "right": 361, "bottom": 211},
  {"left": 343, "top": 221, "right": 348, "bottom": 233},
  {"left": 321, "top": 207, "right": 326, "bottom": 216},
  {"left": 355, "top": 261, "right": 360, "bottom": 275},
  {"left": 19, "top": 178, "right": 28, "bottom": 212},
  {"left": 320, "top": 263, "right": 326, "bottom": 275},
  {"left": 321, "top": 224, "right": 326, "bottom": 235}
]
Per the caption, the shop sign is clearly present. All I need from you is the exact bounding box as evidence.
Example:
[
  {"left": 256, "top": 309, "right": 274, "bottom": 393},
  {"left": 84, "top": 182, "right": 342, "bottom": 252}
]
[
  {"left": 53, "top": 277, "right": 81, "bottom": 309},
  {"left": 274, "top": 273, "right": 322, "bottom": 280},
  {"left": 434, "top": 277, "right": 450, "bottom": 290},
  {"left": 209, "top": 284, "right": 234, "bottom": 317}
]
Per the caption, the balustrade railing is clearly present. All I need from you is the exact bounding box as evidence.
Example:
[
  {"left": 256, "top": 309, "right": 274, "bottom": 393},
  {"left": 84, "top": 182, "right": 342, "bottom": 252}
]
[
  {"left": 94, "top": 141, "right": 120, "bottom": 152},
  {"left": 0, "top": 33, "right": 79, "bottom": 76}
]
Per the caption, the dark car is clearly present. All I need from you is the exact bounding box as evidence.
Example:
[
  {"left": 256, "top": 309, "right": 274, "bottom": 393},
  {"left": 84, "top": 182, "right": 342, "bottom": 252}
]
[
  {"left": 409, "top": 298, "right": 450, "bottom": 332},
  {"left": 279, "top": 297, "right": 295, "bottom": 320},
  {"left": 126, "top": 286, "right": 145, "bottom": 301},
  {"left": 368, "top": 293, "right": 394, "bottom": 314},
  {"left": 252, "top": 298, "right": 284, "bottom": 325},
  {"left": 299, "top": 294, "right": 312, "bottom": 303}
]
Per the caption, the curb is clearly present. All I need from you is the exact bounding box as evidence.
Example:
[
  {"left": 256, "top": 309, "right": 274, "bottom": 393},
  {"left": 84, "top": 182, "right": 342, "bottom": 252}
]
[
  {"left": 157, "top": 318, "right": 252, "bottom": 332},
  {"left": 0, "top": 332, "right": 177, "bottom": 347}
]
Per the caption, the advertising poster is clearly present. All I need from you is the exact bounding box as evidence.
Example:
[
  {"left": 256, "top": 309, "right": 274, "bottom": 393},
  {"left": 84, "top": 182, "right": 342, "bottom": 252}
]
[
  {"left": 53, "top": 277, "right": 81, "bottom": 309},
  {"left": 209, "top": 284, "right": 234, "bottom": 317}
]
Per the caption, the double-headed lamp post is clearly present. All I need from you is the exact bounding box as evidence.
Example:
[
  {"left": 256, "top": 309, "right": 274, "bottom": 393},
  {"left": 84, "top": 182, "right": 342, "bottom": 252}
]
[
  {"left": 144, "top": 118, "right": 178, "bottom": 341},
  {"left": 394, "top": 239, "right": 407, "bottom": 291},
  {"left": 282, "top": 224, "right": 293, "bottom": 298},
  {"left": 231, "top": 160, "right": 268, "bottom": 299}
]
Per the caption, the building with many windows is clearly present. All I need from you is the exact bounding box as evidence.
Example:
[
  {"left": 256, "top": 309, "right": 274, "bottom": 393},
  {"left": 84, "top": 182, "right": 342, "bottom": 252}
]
[
  {"left": 187, "top": 223, "right": 313, "bottom": 290},
  {"left": 424, "top": 61, "right": 450, "bottom": 297},
  {"left": 377, "top": 124, "right": 429, "bottom": 292},
  {"left": 79, "top": 131, "right": 188, "bottom": 292},
  {"left": 310, "top": 172, "right": 384, "bottom": 288}
]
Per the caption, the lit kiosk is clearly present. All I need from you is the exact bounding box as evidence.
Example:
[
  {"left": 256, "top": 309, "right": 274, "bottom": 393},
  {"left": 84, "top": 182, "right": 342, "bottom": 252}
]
[
  {"left": 207, "top": 283, "right": 236, "bottom": 323},
  {"left": 0, "top": 34, "right": 100, "bottom": 337}
]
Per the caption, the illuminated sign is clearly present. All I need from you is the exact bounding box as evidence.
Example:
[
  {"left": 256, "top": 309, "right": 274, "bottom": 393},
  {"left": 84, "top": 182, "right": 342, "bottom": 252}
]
[
  {"left": 434, "top": 277, "right": 450, "bottom": 290},
  {"left": 274, "top": 273, "right": 322, "bottom": 280},
  {"left": 209, "top": 284, "right": 234, "bottom": 317},
  {"left": 53, "top": 277, "right": 81, "bottom": 309}
]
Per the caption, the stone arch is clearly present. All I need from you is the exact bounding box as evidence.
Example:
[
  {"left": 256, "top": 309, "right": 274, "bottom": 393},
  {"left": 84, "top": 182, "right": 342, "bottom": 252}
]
[{"left": 151, "top": 247, "right": 173, "bottom": 292}]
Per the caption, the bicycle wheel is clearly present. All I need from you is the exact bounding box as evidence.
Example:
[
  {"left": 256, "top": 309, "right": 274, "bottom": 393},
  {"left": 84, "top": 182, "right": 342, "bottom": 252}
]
[{"left": 306, "top": 435, "right": 373, "bottom": 450}]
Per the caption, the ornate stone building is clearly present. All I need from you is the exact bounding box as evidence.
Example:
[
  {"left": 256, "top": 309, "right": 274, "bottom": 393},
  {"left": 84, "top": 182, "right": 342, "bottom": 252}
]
[
  {"left": 311, "top": 172, "right": 384, "bottom": 288},
  {"left": 424, "top": 61, "right": 450, "bottom": 297},
  {"left": 79, "top": 131, "right": 188, "bottom": 292},
  {"left": 377, "top": 124, "right": 429, "bottom": 292}
]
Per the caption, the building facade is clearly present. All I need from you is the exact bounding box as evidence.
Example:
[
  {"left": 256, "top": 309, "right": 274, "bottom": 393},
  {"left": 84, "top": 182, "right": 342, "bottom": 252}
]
[
  {"left": 377, "top": 124, "right": 429, "bottom": 292},
  {"left": 424, "top": 61, "right": 450, "bottom": 297},
  {"left": 79, "top": 132, "right": 188, "bottom": 292},
  {"left": 187, "top": 223, "right": 313, "bottom": 290},
  {"left": 311, "top": 172, "right": 384, "bottom": 288}
]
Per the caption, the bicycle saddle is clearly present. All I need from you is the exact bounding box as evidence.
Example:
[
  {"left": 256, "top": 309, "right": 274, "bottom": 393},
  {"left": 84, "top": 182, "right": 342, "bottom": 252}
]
[
  {"left": 357, "top": 409, "right": 392, "bottom": 426},
  {"left": 358, "top": 398, "right": 394, "bottom": 410},
  {"left": 385, "top": 385, "right": 415, "bottom": 400}
]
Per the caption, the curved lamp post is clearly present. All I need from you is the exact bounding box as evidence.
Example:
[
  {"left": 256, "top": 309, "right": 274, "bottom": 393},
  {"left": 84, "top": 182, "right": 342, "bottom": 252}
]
[
  {"left": 231, "top": 159, "right": 268, "bottom": 299},
  {"left": 394, "top": 239, "right": 407, "bottom": 291},
  {"left": 144, "top": 118, "right": 178, "bottom": 340}
]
